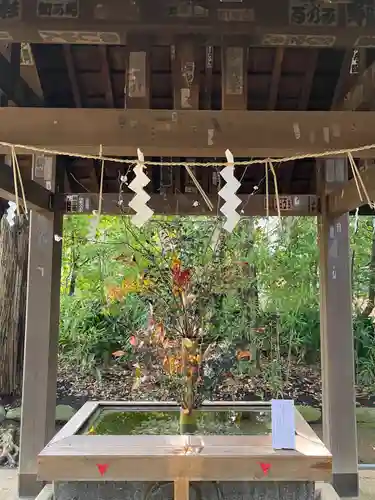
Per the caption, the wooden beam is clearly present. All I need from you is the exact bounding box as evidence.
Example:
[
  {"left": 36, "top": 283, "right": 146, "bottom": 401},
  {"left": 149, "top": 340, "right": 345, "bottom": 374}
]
[
  {"left": 317, "top": 158, "right": 358, "bottom": 497},
  {"left": 19, "top": 154, "right": 63, "bottom": 498},
  {"left": 63, "top": 45, "right": 82, "bottom": 108},
  {"left": 268, "top": 47, "right": 284, "bottom": 110},
  {"left": 298, "top": 50, "right": 318, "bottom": 111},
  {"left": 328, "top": 163, "right": 375, "bottom": 216},
  {"left": 57, "top": 193, "right": 318, "bottom": 216},
  {"left": 222, "top": 43, "right": 247, "bottom": 110},
  {"left": 99, "top": 46, "right": 114, "bottom": 108},
  {"left": 2, "top": 108, "right": 375, "bottom": 158},
  {"left": 0, "top": 42, "right": 43, "bottom": 102},
  {"left": 342, "top": 58, "right": 375, "bottom": 111},
  {"left": 331, "top": 50, "right": 358, "bottom": 110},
  {"left": 0, "top": 160, "right": 52, "bottom": 211},
  {"left": 0, "top": 0, "right": 374, "bottom": 48},
  {"left": 0, "top": 42, "right": 20, "bottom": 106},
  {"left": 0, "top": 48, "right": 42, "bottom": 106},
  {"left": 20, "top": 43, "right": 43, "bottom": 98}
]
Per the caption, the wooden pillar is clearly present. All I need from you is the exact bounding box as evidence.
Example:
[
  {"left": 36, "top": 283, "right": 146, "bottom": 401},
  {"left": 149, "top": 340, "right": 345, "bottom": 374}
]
[
  {"left": 317, "top": 158, "right": 358, "bottom": 498},
  {"left": 18, "top": 154, "right": 63, "bottom": 498}
]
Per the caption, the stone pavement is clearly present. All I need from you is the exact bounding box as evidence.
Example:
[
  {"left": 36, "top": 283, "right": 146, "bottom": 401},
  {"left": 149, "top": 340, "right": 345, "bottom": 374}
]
[
  {"left": 1, "top": 469, "right": 375, "bottom": 499},
  {"left": 0, "top": 469, "right": 17, "bottom": 500}
]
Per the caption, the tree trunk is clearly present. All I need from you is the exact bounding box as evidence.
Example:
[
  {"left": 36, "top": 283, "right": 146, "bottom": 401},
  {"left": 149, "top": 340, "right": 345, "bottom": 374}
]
[{"left": 0, "top": 211, "right": 29, "bottom": 396}]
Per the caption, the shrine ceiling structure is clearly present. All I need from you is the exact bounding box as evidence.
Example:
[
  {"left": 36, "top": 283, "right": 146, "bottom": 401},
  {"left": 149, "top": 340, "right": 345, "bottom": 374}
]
[{"left": 0, "top": 0, "right": 374, "bottom": 215}]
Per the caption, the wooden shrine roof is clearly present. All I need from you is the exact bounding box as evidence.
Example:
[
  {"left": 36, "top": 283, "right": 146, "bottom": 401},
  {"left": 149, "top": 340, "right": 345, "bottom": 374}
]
[
  {"left": 33, "top": 44, "right": 360, "bottom": 111},
  {"left": 11, "top": 43, "right": 366, "bottom": 200},
  {"left": 0, "top": 1, "right": 374, "bottom": 216}
]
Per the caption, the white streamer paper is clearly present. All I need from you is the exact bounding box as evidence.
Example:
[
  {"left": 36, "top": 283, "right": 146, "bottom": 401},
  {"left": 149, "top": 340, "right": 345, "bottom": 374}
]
[
  {"left": 128, "top": 149, "right": 154, "bottom": 227},
  {"left": 218, "top": 149, "right": 241, "bottom": 232}
]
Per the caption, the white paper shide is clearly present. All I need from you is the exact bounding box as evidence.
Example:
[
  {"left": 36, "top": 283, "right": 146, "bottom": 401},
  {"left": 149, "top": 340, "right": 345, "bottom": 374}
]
[
  {"left": 219, "top": 149, "right": 241, "bottom": 233},
  {"left": 128, "top": 149, "right": 154, "bottom": 227}
]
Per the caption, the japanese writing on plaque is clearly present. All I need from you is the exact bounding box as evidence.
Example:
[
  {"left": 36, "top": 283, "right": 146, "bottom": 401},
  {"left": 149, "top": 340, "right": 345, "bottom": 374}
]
[
  {"left": 38, "top": 30, "right": 120, "bottom": 44},
  {"left": 65, "top": 195, "right": 90, "bottom": 213},
  {"left": 289, "top": 0, "right": 337, "bottom": 26},
  {"left": 37, "top": 0, "right": 79, "bottom": 18},
  {"left": 346, "top": 0, "right": 375, "bottom": 27},
  {"left": 355, "top": 36, "right": 375, "bottom": 47},
  {"left": 262, "top": 33, "right": 335, "bottom": 47},
  {"left": 167, "top": 1, "right": 208, "bottom": 18},
  {"left": 217, "top": 8, "right": 254, "bottom": 22},
  {"left": 0, "top": 0, "right": 21, "bottom": 20},
  {"left": 20, "top": 43, "right": 34, "bottom": 66}
]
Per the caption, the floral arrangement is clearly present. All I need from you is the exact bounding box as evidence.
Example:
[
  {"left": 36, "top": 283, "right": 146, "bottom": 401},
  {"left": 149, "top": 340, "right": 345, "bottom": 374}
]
[{"left": 109, "top": 219, "right": 255, "bottom": 432}]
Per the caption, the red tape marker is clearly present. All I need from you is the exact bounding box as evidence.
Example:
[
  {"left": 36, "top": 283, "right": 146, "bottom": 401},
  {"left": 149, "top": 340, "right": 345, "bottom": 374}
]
[
  {"left": 97, "top": 463, "right": 109, "bottom": 476},
  {"left": 260, "top": 462, "right": 271, "bottom": 475}
]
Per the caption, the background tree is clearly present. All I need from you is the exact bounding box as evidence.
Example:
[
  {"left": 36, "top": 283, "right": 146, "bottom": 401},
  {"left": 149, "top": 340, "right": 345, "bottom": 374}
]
[{"left": 0, "top": 200, "right": 29, "bottom": 396}]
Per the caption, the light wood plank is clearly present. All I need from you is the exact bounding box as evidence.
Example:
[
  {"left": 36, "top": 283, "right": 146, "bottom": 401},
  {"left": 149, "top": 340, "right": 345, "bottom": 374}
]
[
  {"left": 174, "top": 478, "right": 189, "bottom": 500},
  {"left": 1, "top": 108, "right": 375, "bottom": 158}
]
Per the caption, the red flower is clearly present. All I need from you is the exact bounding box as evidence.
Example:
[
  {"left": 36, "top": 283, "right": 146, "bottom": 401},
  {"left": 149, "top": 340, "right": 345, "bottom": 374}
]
[
  {"left": 172, "top": 265, "right": 191, "bottom": 289},
  {"left": 129, "top": 335, "right": 137, "bottom": 347}
]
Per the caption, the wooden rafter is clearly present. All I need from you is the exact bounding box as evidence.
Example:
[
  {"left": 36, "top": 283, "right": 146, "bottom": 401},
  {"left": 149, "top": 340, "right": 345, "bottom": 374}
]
[
  {"left": 331, "top": 50, "right": 357, "bottom": 110},
  {"left": 19, "top": 43, "right": 43, "bottom": 98},
  {"left": 268, "top": 48, "right": 284, "bottom": 110},
  {"left": 99, "top": 46, "right": 114, "bottom": 108},
  {"left": 341, "top": 56, "right": 375, "bottom": 111},
  {"left": 0, "top": 0, "right": 373, "bottom": 48},
  {"left": 0, "top": 42, "right": 43, "bottom": 103},
  {"left": 327, "top": 164, "right": 375, "bottom": 216},
  {"left": 298, "top": 50, "right": 318, "bottom": 111},
  {"left": 63, "top": 45, "right": 82, "bottom": 108},
  {"left": 0, "top": 46, "right": 41, "bottom": 106}
]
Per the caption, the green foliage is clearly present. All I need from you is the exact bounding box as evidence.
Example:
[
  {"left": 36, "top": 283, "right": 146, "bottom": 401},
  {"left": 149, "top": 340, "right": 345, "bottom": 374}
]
[
  {"left": 59, "top": 214, "right": 375, "bottom": 388},
  {"left": 59, "top": 293, "right": 147, "bottom": 369}
]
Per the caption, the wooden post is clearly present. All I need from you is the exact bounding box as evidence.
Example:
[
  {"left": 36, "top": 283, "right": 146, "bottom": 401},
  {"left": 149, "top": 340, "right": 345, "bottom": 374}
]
[
  {"left": 174, "top": 478, "right": 189, "bottom": 500},
  {"left": 317, "top": 158, "right": 358, "bottom": 498},
  {"left": 18, "top": 154, "right": 63, "bottom": 498}
]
